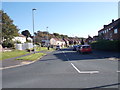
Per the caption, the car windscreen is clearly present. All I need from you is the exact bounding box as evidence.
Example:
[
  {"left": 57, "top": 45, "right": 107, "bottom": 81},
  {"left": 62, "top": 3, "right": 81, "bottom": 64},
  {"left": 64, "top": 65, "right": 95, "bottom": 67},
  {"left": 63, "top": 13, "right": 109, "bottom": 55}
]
[{"left": 82, "top": 46, "right": 90, "bottom": 49}]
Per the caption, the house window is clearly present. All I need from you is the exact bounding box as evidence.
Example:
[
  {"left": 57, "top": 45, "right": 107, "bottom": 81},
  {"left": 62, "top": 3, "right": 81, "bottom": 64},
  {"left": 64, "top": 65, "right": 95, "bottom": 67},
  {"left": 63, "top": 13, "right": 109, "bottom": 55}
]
[
  {"left": 102, "top": 31, "right": 104, "bottom": 33},
  {"left": 104, "top": 30, "right": 106, "bottom": 33},
  {"left": 114, "top": 29, "right": 118, "bottom": 34},
  {"left": 107, "top": 29, "right": 109, "bottom": 32},
  {"left": 110, "top": 33, "right": 112, "bottom": 38}
]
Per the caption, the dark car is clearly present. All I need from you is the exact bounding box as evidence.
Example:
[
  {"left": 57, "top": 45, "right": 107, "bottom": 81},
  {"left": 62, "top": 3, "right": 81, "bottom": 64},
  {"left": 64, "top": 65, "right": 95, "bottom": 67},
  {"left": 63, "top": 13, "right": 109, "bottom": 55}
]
[
  {"left": 56, "top": 45, "right": 60, "bottom": 50},
  {"left": 73, "top": 45, "right": 78, "bottom": 51},
  {"left": 76, "top": 45, "right": 81, "bottom": 52}
]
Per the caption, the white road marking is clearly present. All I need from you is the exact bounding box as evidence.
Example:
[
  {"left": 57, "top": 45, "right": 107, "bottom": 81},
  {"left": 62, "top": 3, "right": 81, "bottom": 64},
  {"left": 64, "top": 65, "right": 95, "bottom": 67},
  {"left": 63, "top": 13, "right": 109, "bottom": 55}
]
[
  {"left": 71, "top": 63, "right": 81, "bottom": 73},
  {"left": 61, "top": 50, "right": 99, "bottom": 74},
  {"left": 62, "top": 51, "right": 65, "bottom": 53},
  {"left": 80, "top": 71, "right": 99, "bottom": 74},
  {"left": 71, "top": 63, "right": 99, "bottom": 74},
  {"left": 117, "top": 71, "right": 120, "bottom": 73}
]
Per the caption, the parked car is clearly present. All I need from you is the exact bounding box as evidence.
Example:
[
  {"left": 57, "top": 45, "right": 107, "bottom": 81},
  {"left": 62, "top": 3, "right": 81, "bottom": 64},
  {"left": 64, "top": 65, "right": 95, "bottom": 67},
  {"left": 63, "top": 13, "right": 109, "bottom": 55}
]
[
  {"left": 56, "top": 45, "right": 60, "bottom": 50},
  {"left": 72, "top": 45, "right": 78, "bottom": 51},
  {"left": 76, "top": 45, "right": 81, "bottom": 52},
  {"left": 79, "top": 45, "right": 92, "bottom": 54}
]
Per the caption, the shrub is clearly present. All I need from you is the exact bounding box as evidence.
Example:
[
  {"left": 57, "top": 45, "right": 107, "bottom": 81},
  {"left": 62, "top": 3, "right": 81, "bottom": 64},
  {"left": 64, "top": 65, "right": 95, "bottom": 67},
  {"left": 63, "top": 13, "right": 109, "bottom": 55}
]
[
  {"left": 2, "top": 40, "right": 15, "bottom": 48},
  {"left": 14, "top": 40, "right": 21, "bottom": 44},
  {"left": 90, "top": 40, "right": 120, "bottom": 52}
]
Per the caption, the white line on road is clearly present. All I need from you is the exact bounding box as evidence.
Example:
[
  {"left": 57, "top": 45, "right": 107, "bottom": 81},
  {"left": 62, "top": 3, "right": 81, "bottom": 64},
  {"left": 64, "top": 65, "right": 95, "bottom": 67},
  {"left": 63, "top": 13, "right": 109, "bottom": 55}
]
[
  {"left": 71, "top": 63, "right": 99, "bottom": 74},
  {"left": 80, "top": 71, "right": 99, "bottom": 74},
  {"left": 71, "top": 63, "right": 81, "bottom": 73},
  {"left": 61, "top": 50, "right": 99, "bottom": 74},
  {"left": 117, "top": 71, "right": 120, "bottom": 73}
]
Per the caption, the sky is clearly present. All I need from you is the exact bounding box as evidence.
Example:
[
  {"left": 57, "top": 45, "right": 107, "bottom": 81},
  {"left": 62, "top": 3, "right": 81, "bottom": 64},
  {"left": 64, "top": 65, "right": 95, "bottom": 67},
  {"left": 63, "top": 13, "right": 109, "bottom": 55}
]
[{"left": 2, "top": 2, "right": 118, "bottom": 38}]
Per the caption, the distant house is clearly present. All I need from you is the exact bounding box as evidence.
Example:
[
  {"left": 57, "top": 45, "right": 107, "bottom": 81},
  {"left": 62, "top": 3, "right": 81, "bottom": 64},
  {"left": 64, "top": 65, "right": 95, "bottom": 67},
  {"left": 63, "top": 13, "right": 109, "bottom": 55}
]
[
  {"left": 63, "top": 38, "right": 70, "bottom": 47},
  {"left": 98, "top": 18, "right": 120, "bottom": 40},
  {"left": 50, "top": 38, "right": 65, "bottom": 47},
  {"left": 27, "top": 37, "right": 33, "bottom": 42},
  {"left": 12, "top": 34, "right": 26, "bottom": 43},
  {"left": 93, "top": 36, "right": 99, "bottom": 41},
  {"left": 41, "top": 39, "right": 50, "bottom": 47},
  {"left": 85, "top": 35, "right": 93, "bottom": 43}
]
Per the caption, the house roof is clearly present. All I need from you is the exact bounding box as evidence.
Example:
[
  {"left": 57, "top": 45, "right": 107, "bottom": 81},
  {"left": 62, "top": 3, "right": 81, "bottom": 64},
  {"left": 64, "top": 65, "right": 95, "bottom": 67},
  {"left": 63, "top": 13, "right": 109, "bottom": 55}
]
[
  {"left": 98, "top": 18, "right": 120, "bottom": 32},
  {"left": 18, "top": 34, "right": 26, "bottom": 37},
  {"left": 52, "top": 38, "right": 64, "bottom": 42}
]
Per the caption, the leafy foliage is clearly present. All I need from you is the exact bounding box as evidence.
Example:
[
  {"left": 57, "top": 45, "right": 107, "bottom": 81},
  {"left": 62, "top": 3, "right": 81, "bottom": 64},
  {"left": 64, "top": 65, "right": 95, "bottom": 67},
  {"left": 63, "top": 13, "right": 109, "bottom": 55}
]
[
  {"left": 2, "top": 10, "right": 19, "bottom": 40},
  {"left": 2, "top": 40, "right": 15, "bottom": 48},
  {"left": 21, "top": 30, "right": 31, "bottom": 38},
  {"left": 1, "top": 10, "right": 19, "bottom": 47},
  {"left": 21, "top": 30, "right": 31, "bottom": 41},
  {"left": 90, "top": 40, "right": 120, "bottom": 52}
]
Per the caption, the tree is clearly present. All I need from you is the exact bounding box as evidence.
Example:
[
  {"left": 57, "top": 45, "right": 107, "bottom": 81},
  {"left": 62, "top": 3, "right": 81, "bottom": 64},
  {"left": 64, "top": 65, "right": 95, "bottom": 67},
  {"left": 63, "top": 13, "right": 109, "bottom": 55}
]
[
  {"left": 21, "top": 30, "right": 31, "bottom": 41},
  {"left": 53, "top": 33, "right": 59, "bottom": 37},
  {"left": 81, "top": 38, "right": 84, "bottom": 45},
  {"left": 1, "top": 10, "right": 19, "bottom": 47},
  {"left": 21, "top": 30, "right": 31, "bottom": 37}
]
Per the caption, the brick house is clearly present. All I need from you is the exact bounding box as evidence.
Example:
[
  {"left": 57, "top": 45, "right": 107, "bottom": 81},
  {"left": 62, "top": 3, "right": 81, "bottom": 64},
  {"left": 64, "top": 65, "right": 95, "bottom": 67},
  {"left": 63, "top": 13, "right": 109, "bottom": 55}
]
[{"left": 98, "top": 18, "right": 120, "bottom": 40}]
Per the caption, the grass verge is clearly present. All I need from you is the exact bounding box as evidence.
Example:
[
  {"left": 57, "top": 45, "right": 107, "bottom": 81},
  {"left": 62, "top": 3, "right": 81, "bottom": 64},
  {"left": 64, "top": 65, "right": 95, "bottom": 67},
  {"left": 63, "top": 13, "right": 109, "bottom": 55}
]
[
  {"left": 16, "top": 53, "right": 46, "bottom": 61},
  {"left": 1, "top": 50, "right": 29, "bottom": 60},
  {"left": 35, "top": 47, "right": 55, "bottom": 52}
]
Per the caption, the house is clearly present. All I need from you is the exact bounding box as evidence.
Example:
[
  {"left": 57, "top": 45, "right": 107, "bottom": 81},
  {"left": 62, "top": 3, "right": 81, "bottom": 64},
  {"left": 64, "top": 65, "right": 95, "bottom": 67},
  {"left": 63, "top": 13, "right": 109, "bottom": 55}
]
[
  {"left": 93, "top": 36, "right": 99, "bottom": 41},
  {"left": 41, "top": 39, "right": 50, "bottom": 47},
  {"left": 98, "top": 18, "right": 120, "bottom": 40},
  {"left": 12, "top": 34, "right": 26, "bottom": 43},
  {"left": 85, "top": 35, "right": 93, "bottom": 43},
  {"left": 63, "top": 38, "right": 70, "bottom": 47},
  {"left": 50, "top": 38, "right": 65, "bottom": 48},
  {"left": 27, "top": 37, "right": 33, "bottom": 42}
]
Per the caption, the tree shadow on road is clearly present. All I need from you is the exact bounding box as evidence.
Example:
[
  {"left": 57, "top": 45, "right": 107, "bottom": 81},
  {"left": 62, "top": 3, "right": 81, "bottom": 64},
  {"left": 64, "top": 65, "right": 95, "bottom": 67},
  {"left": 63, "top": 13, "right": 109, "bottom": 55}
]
[{"left": 53, "top": 48, "right": 120, "bottom": 61}]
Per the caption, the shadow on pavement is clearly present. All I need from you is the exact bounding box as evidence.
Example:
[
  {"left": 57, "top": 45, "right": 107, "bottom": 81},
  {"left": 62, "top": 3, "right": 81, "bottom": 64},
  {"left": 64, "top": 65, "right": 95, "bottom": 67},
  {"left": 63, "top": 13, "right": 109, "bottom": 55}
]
[
  {"left": 82, "top": 83, "right": 120, "bottom": 90},
  {"left": 53, "top": 48, "right": 120, "bottom": 61}
]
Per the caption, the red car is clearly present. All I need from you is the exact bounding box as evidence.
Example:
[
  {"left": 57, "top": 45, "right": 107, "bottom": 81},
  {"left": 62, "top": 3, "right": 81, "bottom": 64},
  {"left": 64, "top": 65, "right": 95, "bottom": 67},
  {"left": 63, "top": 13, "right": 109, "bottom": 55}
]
[{"left": 80, "top": 45, "right": 92, "bottom": 54}]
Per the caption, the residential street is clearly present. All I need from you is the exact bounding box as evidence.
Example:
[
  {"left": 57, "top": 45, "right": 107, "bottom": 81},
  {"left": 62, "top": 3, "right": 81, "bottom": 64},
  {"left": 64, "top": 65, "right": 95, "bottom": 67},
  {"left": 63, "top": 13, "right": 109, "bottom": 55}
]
[{"left": 2, "top": 48, "right": 120, "bottom": 89}]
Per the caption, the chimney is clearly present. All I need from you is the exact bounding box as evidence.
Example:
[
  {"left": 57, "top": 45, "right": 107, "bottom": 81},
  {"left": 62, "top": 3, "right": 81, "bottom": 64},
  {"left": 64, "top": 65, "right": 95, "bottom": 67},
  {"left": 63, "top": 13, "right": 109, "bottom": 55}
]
[
  {"left": 103, "top": 25, "right": 107, "bottom": 28},
  {"left": 112, "top": 19, "right": 114, "bottom": 23}
]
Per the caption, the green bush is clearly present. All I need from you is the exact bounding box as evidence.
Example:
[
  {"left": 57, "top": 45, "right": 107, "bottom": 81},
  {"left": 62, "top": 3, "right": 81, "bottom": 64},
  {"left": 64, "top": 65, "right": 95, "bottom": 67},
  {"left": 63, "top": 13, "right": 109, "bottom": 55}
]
[
  {"left": 14, "top": 40, "right": 21, "bottom": 44},
  {"left": 2, "top": 40, "right": 15, "bottom": 48},
  {"left": 90, "top": 40, "right": 120, "bottom": 52}
]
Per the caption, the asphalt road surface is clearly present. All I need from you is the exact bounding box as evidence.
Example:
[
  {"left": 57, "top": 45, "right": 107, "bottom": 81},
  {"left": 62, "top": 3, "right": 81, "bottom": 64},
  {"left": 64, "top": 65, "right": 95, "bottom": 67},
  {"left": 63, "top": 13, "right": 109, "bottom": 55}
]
[{"left": 2, "top": 48, "right": 120, "bottom": 89}]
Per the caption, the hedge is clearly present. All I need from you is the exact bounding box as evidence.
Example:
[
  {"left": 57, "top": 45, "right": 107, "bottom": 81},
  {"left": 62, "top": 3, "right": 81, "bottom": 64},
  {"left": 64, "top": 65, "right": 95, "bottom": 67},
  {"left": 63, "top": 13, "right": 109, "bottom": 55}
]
[{"left": 90, "top": 40, "right": 120, "bottom": 52}]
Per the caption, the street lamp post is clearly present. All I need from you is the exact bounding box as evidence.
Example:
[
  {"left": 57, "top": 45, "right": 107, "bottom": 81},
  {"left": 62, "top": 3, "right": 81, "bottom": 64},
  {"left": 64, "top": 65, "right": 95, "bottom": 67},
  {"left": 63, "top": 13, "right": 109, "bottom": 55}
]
[
  {"left": 46, "top": 26, "right": 48, "bottom": 42},
  {"left": 32, "top": 8, "right": 36, "bottom": 53},
  {"left": 46, "top": 27, "right": 49, "bottom": 50}
]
